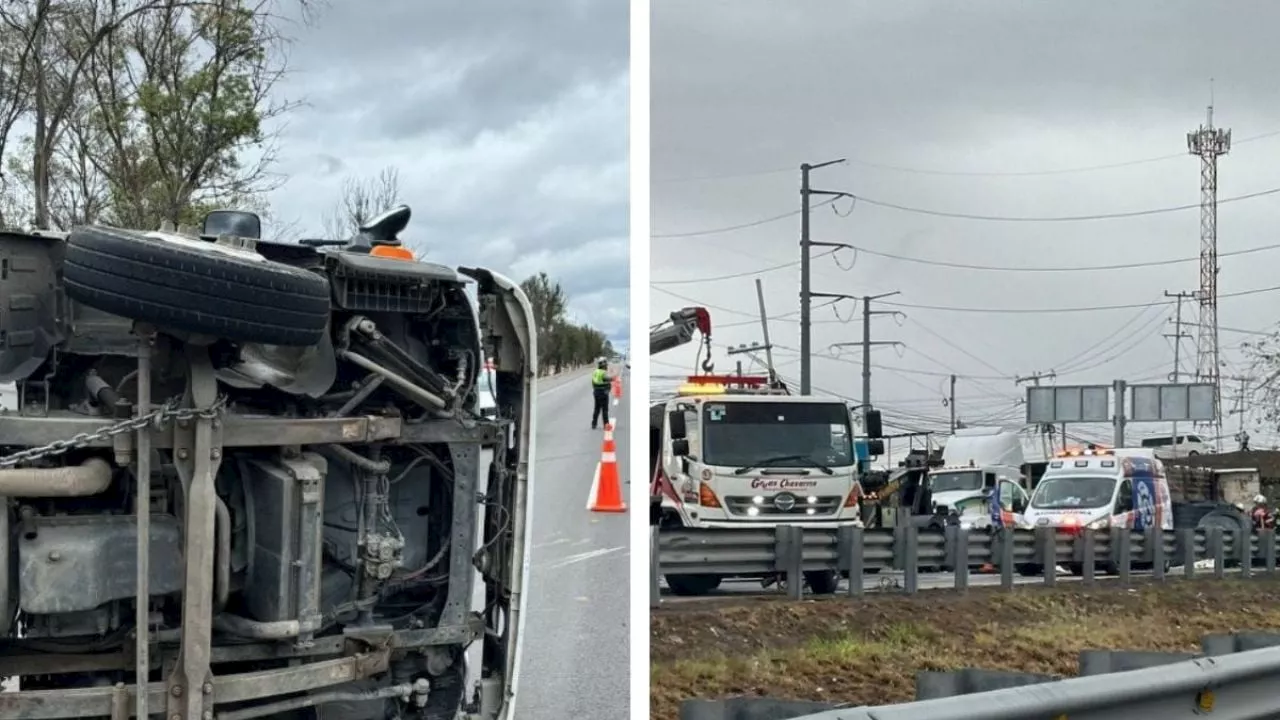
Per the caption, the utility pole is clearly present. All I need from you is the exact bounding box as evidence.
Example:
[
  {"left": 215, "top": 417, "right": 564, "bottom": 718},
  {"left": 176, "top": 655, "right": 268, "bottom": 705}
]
[
  {"left": 831, "top": 292, "right": 904, "bottom": 433},
  {"left": 798, "top": 160, "right": 854, "bottom": 396},
  {"left": 1186, "top": 91, "right": 1231, "bottom": 448},
  {"left": 755, "top": 279, "right": 777, "bottom": 380},
  {"left": 726, "top": 279, "right": 780, "bottom": 384},
  {"left": 1015, "top": 371, "right": 1058, "bottom": 452},
  {"left": 949, "top": 374, "right": 957, "bottom": 433},
  {"left": 1164, "top": 290, "right": 1195, "bottom": 448},
  {"left": 1225, "top": 374, "right": 1256, "bottom": 448}
]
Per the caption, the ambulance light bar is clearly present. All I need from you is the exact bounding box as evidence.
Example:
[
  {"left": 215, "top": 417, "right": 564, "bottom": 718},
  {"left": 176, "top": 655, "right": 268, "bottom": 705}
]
[{"left": 1055, "top": 447, "right": 1113, "bottom": 458}]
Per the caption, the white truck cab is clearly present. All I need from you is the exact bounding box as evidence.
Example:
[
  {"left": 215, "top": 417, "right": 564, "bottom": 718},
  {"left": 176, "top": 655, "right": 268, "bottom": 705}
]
[
  {"left": 650, "top": 375, "right": 863, "bottom": 595},
  {"left": 928, "top": 427, "right": 1029, "bottom": 512}
]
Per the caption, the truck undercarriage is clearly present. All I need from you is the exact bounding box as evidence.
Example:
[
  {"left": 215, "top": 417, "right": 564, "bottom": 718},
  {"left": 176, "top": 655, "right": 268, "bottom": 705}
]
[{"left": 0, "top": 207, "right": 534, "bottom": 719}]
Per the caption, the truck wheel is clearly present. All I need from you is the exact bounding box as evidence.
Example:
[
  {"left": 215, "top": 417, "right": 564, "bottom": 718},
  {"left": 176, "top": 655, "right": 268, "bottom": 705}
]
[
  {"left": 804, "top": 570, "right": 840, "bottom": 595},
  {"left": 665, "top": 574, "right": 720, "bottom": 596},
  {"left": 63, "top": 225, "right": 331, "bottom": 346},
  {"left": 1016, "top": 563, "right": 1042, "bottom": 577}
]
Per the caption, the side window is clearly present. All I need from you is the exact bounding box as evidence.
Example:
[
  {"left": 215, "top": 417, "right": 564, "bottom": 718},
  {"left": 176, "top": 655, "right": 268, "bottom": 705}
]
[
  {"left": 998, "top": 482, "right": 1015, "bottom": 510},
  {"left": 1116, "top": 479, "right": 1133, "bottom": 513},
  {"left": 684, "top": 409, "right": 701, "bottom": 459}
]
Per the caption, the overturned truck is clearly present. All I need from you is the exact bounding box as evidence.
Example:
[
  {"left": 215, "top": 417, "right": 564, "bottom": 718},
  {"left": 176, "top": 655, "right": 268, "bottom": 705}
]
[{"left": 0, "top": 206, "right": 535, "bottom": 719}]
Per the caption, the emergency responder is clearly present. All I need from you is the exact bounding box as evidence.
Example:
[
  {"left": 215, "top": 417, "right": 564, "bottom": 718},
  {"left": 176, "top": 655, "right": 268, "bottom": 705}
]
[
  {"left": 590, "top": 357, "right": 613, "bottom": 429},
  {"left": 1251, "top": 494, "right": 1275, "bottom": 530}
]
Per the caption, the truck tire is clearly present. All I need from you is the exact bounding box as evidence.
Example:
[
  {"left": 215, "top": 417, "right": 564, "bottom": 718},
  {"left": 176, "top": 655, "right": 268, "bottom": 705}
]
[
  {"left": 63, "top": 226, "right": 331, "bottom": 347},
  {"left": 665, "top": 574, "right": 720, "bottom": 596},
  {"left": 804, "top": 570, "right": 840, "bottom": 595}
]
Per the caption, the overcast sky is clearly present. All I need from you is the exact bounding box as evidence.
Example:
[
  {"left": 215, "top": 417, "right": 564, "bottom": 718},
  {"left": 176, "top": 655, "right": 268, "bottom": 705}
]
[
  {"left": 266, "top": 0, "right": 629, "bottom": 344},
  {"left": 651, "top": 0, "right": 1280, "bottom": 451}
]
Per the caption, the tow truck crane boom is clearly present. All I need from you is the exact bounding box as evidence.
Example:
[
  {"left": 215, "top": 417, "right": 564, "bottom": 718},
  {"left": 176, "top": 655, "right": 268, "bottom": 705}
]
[{"left": 650, "top": 306, "right": 715, "bottom": 371}]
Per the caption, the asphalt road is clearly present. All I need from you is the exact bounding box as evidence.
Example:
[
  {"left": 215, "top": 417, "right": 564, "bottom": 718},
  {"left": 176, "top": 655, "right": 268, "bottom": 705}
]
[{"left": 513, "top": 367, "right": 630, "bottom": 719}]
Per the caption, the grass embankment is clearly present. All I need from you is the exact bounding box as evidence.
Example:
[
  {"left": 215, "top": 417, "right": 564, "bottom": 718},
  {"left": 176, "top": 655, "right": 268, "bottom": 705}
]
[{"left": 650, "top": 578, "right": 1280, "bottom": 720}]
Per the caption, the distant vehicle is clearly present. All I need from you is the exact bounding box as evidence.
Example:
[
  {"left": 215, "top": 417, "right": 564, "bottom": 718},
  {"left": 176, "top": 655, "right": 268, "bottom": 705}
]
[
  {"left": 478, "top": 358, "right": 497, "bottom": 418},
  {"left": 1140, "top": 433, "right": 1213, "bottom": 459}
]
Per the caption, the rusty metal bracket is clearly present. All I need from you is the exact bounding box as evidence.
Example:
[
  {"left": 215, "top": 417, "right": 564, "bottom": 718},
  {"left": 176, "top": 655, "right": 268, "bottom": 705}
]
[
  {"left": 0, "top": 650, "right": 390, "bottom": 719},
  {"left": 165, "top": 345, "right": 224, "bottom": 720}
]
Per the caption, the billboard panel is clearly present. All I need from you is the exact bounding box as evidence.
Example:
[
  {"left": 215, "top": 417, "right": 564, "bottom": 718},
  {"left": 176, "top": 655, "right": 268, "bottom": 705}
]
[
  {"left": 1129, "top": 383, "right": 1216, "bottom": 422},
  {"left": 1026, "top": 385, "right": 1110, "bottom": 424}
]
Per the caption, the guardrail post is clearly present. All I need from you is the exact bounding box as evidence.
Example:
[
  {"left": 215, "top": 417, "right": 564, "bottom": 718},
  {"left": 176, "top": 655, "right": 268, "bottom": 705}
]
[
  {"left": 998, "top": 528, "right": 1014, "bottom": 590},
  {"left": 1151, "top": 526, "right": 1166, "bottom": 581},
  {"left": 1210, "top": 527, "right": 1225, "bottom": 579},
  {"left": 1240, "top": 529, "right": 1254, "bottom": 579},
  {"left": 1112, "top": 527, "right": 1131, "bottom": 585},
  {"left": 1035, "top": 526, "right": 1056, "bottom": 587},
  {"left": 903, "top": 524, "right": 920, "bottom": 595},
  {"left": 892, "top": 523, "right": 906, "bottom": 571},
  {"left": 947, "top": 526, "right": 969, "bottom": 593},
  {"left": 1081, "top": 529, "right": 1096, "bottom": 585},
  {"left": 775, "top": 525, "right": 804, "bottom": 600},
  {"left": 1263, "top": 529, "right": 1277, "bottom": 575},
  {"left": 838, "top": 525, "right": 864, "bottom": 598},
  {"left": 650, "top": 527, "right": 661, "bottom": 609},
  {"left": 1181, "top": 528, "right": 1196, "bottom": 578}
]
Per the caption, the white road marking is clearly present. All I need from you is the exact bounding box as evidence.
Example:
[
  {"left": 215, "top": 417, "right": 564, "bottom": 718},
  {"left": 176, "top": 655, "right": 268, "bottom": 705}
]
[
  {"left": 534, "top": 537, "right": 573, "bottom": 549},
  {"left": 545, "top": 546, "right": 627, "bottom": 570},
  {"left": 586, "top": 462, "right": 601, "bottom": 510}
]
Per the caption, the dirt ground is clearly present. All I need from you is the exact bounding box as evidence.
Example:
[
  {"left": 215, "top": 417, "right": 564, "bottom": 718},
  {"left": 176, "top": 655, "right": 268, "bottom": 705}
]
[{"left": 650, "top": 577, "right": 1280, "bottom": 720}]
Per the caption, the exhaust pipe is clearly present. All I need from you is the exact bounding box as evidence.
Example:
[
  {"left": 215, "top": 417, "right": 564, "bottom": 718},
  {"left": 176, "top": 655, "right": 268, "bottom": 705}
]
[{"left": 0, "top": 458, "right": 113, "bottom": 496}]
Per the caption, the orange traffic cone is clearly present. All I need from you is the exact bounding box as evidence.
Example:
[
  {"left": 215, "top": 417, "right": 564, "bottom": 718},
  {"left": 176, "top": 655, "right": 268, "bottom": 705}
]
[
  {"left": 589, "top": 423, "right": 627, "bottom": 513},
  {"left": 611, "top": 375, "right": 622, "bottom": 399}
]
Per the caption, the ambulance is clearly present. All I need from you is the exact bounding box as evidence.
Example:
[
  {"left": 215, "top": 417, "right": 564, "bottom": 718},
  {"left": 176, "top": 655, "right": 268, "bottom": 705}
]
[
  {"left": 1019, "top": 446, "right": 1172, "bottom": 575},
  {"left": 1023, "top": 447, "right": 1172, "bottom": 533},
  {"left": 650, "top": 375, "right": 864, "bottom": 595}
]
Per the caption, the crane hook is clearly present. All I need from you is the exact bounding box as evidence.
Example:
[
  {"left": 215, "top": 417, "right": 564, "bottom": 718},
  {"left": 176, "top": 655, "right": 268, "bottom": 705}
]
[{"left": 701, "top": 335, "right": 715, "bottom": 373}]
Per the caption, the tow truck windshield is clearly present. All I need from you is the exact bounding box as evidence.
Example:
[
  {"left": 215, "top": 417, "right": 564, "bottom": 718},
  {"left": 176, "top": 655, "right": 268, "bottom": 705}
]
[
  {"left": 701, "top": 400, "right": 854, "bottom": 468},
  {"left": 732, "top": 454, "right": 834, "bottom": 475},
  {"left": 1030, "top": 476, "right": 1116, "bottom": 510},
  {"left": 931, "top": 470, "right": 983, "bottom": 493}
]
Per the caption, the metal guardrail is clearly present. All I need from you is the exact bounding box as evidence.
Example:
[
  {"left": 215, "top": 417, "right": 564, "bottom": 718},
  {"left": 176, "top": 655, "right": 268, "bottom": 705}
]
[
  {"left": 678, "top": 631, "right": 1280, "bottom": 719},
  {"left": 650, "top": 524, "right": 1280, "bottom": 605}
]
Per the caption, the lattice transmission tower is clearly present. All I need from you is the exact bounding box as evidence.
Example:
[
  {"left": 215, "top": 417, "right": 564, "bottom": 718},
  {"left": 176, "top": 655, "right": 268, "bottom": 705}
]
[{"left": 1186, "top": 100, "right": 1230, "bottom": 448}]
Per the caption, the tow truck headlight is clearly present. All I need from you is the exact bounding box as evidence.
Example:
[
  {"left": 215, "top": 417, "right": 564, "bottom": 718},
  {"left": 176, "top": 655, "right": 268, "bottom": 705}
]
[
  {"left": 752, "top": 496, "right": 765, "bottom": 505},
  {"left": 807, "top": 496, "right": 818, "bottom": 505},
  {"left": 746, "top": 507, "right": 760, "bottom": 517}
]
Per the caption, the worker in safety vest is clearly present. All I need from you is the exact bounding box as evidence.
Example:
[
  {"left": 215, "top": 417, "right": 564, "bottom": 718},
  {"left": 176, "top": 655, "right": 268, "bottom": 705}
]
[{"left": 590, "top": 357, "right": 612, "bottom": 429}]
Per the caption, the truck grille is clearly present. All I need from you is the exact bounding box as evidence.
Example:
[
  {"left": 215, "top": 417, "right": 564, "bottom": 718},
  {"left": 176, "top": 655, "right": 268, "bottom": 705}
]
[{"left": 724, "top": 494, "right": 843, "bottom": 517}]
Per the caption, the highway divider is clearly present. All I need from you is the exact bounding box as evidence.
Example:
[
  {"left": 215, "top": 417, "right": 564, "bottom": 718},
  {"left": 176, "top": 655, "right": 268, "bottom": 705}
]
[
  {"left": 650, "top": 523, "right": 1279, "bottom": 606},
  {"left": 677, "top": 630, "right": 1280, "bottom": 719}
]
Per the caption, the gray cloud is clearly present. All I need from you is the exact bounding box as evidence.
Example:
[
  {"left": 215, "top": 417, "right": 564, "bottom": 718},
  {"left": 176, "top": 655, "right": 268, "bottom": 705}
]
[
  {"left": 265, "top": 0, "right": 629, "bottom": 339},
  {"left": 652, "top": 0, "right": 1280, "bottom": 450}
]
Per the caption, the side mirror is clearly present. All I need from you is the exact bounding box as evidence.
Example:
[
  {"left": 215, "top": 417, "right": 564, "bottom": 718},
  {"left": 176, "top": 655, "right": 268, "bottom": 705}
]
[
  {"left": 865, "top": 409, "right": 883, "bottom": 439},
  {"left": 202, "top": 209, "right": 262, "bottom": 240},
  {"left": 671, "top": 438, "right": 690, "bottom": 457},
  {"left": 865, "top": 439, "right": 885, "bottom": 457},
  {"left": 668, "top": 411, "right": 687, "bottom": 440}
]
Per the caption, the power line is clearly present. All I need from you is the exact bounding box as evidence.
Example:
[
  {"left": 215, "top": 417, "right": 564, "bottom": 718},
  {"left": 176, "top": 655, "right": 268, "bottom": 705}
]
[
  {"left": 656, "top": 128, "right": 1280, "bottom": 183},
  {"left": 849, "top": 185, "right": 1280, "bottom": 223},
  {"left": 877, "top": 282, "right": 1280, "bottom": 314},
  {"left": 651, "top": 249, "right": 837, "bottom": 285},
  {"left": 845, "top": 241, "right": 1280, "bottom": 273},
  {"left": 652, "top": 196, "right": 839, "bottom": 238},
  {"left": 653, "top": 182, "right": 1280, "bottom": 242}
]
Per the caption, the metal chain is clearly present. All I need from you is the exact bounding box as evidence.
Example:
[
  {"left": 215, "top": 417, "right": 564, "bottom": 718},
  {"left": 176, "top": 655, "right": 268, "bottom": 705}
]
[{"left": 0, "top": 395, "right": 228, "bottom": 469}]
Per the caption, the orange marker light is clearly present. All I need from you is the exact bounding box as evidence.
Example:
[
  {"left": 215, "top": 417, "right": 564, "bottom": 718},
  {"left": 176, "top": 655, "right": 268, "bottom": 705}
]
[{"left": 370, "top": 245, "right": 414, "bottom": 261}]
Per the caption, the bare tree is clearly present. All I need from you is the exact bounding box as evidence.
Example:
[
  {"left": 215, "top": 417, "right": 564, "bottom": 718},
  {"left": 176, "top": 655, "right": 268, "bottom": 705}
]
[
  {"left": 320, "top": 166, "right": 401, "bottom": 238},
  {"left": 0, "top": 0, "right": 317, "bottom": 230}
]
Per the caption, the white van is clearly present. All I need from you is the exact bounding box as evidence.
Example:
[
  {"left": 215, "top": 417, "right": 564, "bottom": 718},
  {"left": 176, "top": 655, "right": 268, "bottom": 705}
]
[{"left": 1023, "top": 447, "right": 1173, "bottom": 534}]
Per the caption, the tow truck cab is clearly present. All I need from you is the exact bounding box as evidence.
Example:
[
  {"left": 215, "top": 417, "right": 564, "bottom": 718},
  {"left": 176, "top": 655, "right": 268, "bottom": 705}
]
[{"left": 649, "top": 375, "right": 863, "bottom": 595}]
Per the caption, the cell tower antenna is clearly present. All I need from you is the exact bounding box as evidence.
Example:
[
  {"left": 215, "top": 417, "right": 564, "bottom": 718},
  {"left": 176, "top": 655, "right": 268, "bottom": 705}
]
[{"left": 1186, "top": 82, "right": 1230, "bottom": 450}]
